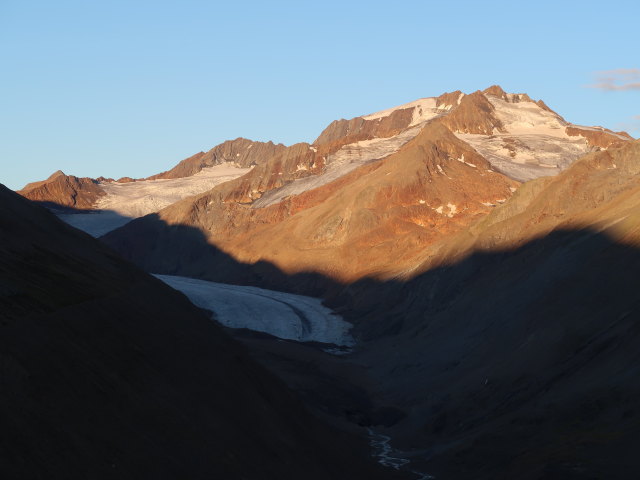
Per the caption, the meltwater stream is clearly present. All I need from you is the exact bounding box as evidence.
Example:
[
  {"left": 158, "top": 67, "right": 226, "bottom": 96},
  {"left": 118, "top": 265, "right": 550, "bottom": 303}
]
[{"left": 367, "top": 429, "right": 435, "bottom": 480}]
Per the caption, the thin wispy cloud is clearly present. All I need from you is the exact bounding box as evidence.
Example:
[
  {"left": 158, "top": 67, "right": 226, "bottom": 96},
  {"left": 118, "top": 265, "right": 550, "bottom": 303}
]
[
  {"left": 589, "top": 69, "right": 640, "bottom": 91},
  {"left": 616, "top": 115, "right": 640, "bottom": 137}
]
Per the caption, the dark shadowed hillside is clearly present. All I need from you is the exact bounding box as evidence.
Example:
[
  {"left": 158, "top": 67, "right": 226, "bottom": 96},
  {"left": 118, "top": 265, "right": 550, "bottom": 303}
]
[
  {"left": 337, "top": 229, "right": 640, "bottom": 480},
  {"left": 0, "top": 184, "right": 400, "bottom": 480}
]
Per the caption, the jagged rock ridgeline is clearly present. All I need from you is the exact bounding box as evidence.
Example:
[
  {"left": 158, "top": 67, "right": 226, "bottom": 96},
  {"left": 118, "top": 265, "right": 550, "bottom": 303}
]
[
  {"left": 19, "top": 85, "right": 630, "bottom": 211},
  {"left": 18, "top": 86, "right": 634, "bottom": 287},
  {"left": 146, "top": 138, "right": 291, "bottom": 180},
  {"left": 19, "top": 86, "right": 630, "bottom": 215}
]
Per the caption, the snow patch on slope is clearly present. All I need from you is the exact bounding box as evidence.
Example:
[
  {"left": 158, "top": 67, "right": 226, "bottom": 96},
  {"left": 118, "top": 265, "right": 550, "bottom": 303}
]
[
  {"left": 362, "top": 97, "right": 451, "bottom": 126},
  {"left": 155, "top": 274, "right": 355, "bottom": 347},
  {"left": 252, "top": 124, "right": 424, "bottom": 208},
  {"left": 455, "top": 95, "right": 592, "bottom": 182},
  {"left": 55, "top": 163, "right": 251, "bottom": 237},
  {"left": 456, "top": 132, "right": 590, "bottom": 182},
  {"left": 489, "top": 95, "right": 568, "bottom": 137},
  {"left": 98, "top": 163, "right": 252, "bottom": 217}
]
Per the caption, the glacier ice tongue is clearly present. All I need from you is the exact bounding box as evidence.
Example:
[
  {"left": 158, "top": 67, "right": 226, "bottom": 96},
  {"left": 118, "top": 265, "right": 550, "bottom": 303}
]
[{"left": 155, "top": 274, "right": 355, "bottom": 347}]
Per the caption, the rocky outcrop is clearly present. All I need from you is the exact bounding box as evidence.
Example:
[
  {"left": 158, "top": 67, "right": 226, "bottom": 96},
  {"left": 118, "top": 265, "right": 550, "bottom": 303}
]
[
  {"left": 566, "top": 125, "right": 631, "bottom": 149},
  {"left": 439, "top": 90, "right": 505, "bottom": 134},
  {"left": 18, "top": 170, "right": 105, "bottom": 209},
  {"left": 435, "top": 89, "right": 464, "bottom": 108},
  {"left": 313, "top": 108, "right": 414, "bottom": 146},
  {"left": 115, "top": 176, "right": 136, "bottom": 183},
  {"left": 482, "top": 84, "right": 509, "bottom": 99},
  {"left": 218, "top": 142, "right": 320, "bottom": 203},
  {"left": 147, "top": 138, "right": 292, "bottom": 180}
]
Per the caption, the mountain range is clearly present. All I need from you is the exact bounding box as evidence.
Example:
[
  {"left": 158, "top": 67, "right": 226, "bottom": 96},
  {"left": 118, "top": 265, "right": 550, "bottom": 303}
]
[
  {"left": 9, "top": 85, "right": 640, "bottom": 479},
  {"left": 18, "top": 86, "right": 631, "bottom": 284}
]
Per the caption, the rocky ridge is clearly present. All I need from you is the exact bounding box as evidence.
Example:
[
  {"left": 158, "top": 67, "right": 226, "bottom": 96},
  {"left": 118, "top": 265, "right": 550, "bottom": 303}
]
[{"left": 18, "top": 86, "right": 632, "bottom": 287}]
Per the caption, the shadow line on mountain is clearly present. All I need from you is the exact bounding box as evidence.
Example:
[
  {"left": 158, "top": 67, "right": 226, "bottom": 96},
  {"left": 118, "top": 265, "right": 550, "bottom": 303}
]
[
  {"left": 33, "top": 201, "right": 140, "bottom": 238},
  {"left": 46, "top": 199, "right": 640, "bottom": 477},
  {"left": 98, "top": 212, "right": 345, "bottom": 298},
  {"left": 339, "top": 226, "right": 640, "bottom": 339},
  {"left": 95, "top": 207, "right": 640, "bottom": 339},
  {"left": 338, "top": 227, "right": 640, "bottom": 479}
]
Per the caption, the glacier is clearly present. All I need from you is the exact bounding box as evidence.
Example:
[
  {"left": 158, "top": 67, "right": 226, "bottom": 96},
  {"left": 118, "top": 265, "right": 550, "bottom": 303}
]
[{"left": 155, "top": 274, "right": 355, "bottom": 347}]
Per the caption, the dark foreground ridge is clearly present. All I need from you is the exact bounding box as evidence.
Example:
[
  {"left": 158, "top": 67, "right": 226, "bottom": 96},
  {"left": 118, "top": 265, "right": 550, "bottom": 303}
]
[{"left": 0, "top": 184, "right": 401, "bottom": 480}]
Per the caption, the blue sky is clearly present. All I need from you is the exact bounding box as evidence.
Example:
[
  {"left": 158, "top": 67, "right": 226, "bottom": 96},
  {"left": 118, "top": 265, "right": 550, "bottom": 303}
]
[{"left": 1, "top": 0, "right": 639, "bottom": 190}]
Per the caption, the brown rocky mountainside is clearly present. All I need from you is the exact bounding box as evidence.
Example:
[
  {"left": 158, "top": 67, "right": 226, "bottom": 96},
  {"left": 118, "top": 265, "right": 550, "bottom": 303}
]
[
  {"left": 408, "top": 138, "right": 640, "bottom": 272},
  {"left": 146, "top": 138, "right": 292, "bottom": 180},
  {"left": 18, "top": 169, "right": 106, "bottom": 209},
  {"left": 332, "top": 140, "right": 640, "bottom": 479},
  {"left": 100, "top": 86, "right": 630, "bottom": 290},
  {"left": 0, "top": 184, "right": 399, "bottom": 480},
  {"left": 18, "top": 86, "right": 630, "bottom": 240},
  {"left": 103, "top": 121, "right": 517, "bottom": 284}
]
